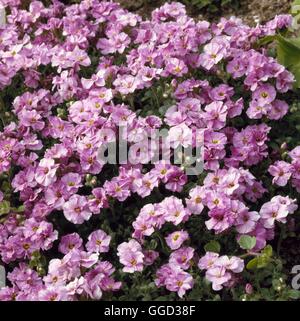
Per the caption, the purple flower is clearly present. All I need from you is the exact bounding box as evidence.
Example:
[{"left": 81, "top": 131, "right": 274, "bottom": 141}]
[
  {"left": 268, "top": 161, "right": 292, "bottom": 186},
  {"left": 35, "top": 158, "right": 58, "bottom": 187},
  {"left": 86, "top": 230, "right": 111, "bottom": 253},
  {"left": 252, "top": 84, "right": 276, "bottom": 106},
  {"left": 117, "top": 239, "right": 144, "bottom": 273},
  {"left": 160, "top": 196, "right": 190, "bottom": 225},
  {"left": 165, "top": 268, "right": 194, "bottom": 298},
  {"left": 200, "top": 41, "right": 227, "bottom": 70},
  {"left": 63, "top": 195, "right": 92, "bottom": 225},
  {"left": 58, "top": 233, "right": 83, "bottom": 255},
  {"left": 165, "top": 230, "right": 189, "bottom": 250},
  {"left": 169, "top": 247, "right": 195, "bottom": 270}
]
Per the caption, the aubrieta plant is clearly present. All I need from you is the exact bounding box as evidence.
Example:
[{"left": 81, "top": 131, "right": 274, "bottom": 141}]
[{"left": 0, "top": 0, "right": 300, "bottom": 301}]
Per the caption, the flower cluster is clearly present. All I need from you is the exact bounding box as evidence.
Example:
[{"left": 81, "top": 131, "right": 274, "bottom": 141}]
[
  {"left": 198, "top": 252, "right": 244, "bottom": 291},
  {"left": 0, "top": 0, "right": 298, "bottom": 301},
  {"left": 269, "top": 146, "right": 300, "bottom": 191},
  {"left": 0, "top": 229, "right": 121, "bottom": 301}
]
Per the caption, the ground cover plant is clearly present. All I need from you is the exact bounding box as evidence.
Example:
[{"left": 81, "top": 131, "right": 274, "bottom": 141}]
[{"left": 0, "top": 0, "right": 300, "bottom": 301}]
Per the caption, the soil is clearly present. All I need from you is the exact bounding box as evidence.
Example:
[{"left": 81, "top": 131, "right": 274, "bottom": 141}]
[
  {"left": 225, "top": 0, "right": 292, "bottom": 25},
  {"left": 117, "top": 0, "right": 293, "bottom": 26}
]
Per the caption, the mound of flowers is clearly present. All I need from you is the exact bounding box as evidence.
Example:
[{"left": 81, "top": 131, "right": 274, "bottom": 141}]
[{"left": 0, "top": 1, "right": 299, "bottom": 301}]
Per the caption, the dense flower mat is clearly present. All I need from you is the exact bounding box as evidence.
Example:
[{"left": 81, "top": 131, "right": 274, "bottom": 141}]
[{"left": 0, "top": 0, "right": 299, "bottom": 301}]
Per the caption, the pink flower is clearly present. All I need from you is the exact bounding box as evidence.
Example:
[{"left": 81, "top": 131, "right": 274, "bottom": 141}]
[
  {"left": 135, "top": 172, "right": 159, "bottom": 198},
  {"left": 165, "top": 58, "right": 188, "bottom": 77},
  {"left": 143, "top": 250, "right": 159, "bottom": 266},
  {"left": 38, "top": 287, "right": 69, "bottom": 301},
  {"left": 168, "top": 123, "right": 192, "bottom": 148},
  {"left": 206, "top": 208, "right": 235, "bottom": 234},
  {"left": 63, "top": 195, "right": 92, "bottom": 225},
  {"left": 160, "top": 196, "right": 190, "bottom": 225},
  {"left": 165, "top": 167, "right": 187, "bottom": 193},
  {"left": 268, "top": 161, "right": 292, "bottom": 186},
  {"left": 113, "top": 75, "right": 138, "bottom": 95},
  {"left": 186, "top": 186, "right": 206, "bottom": 215},
  {"left": 205, "top": 266, "right": 232, "bottom": 291},
  {"left": 215, "top": 256, "right": 244, "bottom": 273},
  {"left": 169, "top": 247, "right": 195, "bottom": 270},
  {"left": 200, "top": 42, "right": 226, "bottom": 70},
  {"left": 204, "top": 101, "right": 227, "bottom": 130},
  {"left": 58, "top": 233, "right": 83, "bottom": 255},
  {"left": 198, "top": 252, "right": 219, "bottom": 270},
  {"left": 86, "top": 230, "right": 111, "bottom": 253},
  {"left": 235, "top": 210, "right": 260, "bottom": 234},
  {"left": 61, "top": 173, "right": 82, "bottom": 193},
  {"left": 252, "top": 84, "right": 276, "bottom": 106},
  {"left": 117, "top": 239, "right": 144, "bottom": 273},
  {"left": 104, "top": 179, "right": 131, "bottom": 202},
  {"left": 165, "top": 230, "right": 189, "bottom": 250},
  {"left": 268, "top": 100, "right": 289, "bottom": 120},
  {"left": 35, "top": 158, "right": 58, "bottom": 187},
  {"left": 88, "top": 187, "right": 108, "bottom": 214},
  {"left": 44, "top": 182, "right": 68, "bottom": 209},
  {"left": 209, "top": 84, "right": 234, "bottom": 101},
  {"left": 97, "top": 32, "right": 131, "bottom": 55},
  {"left": 165, "top": 269, "right": 194, "bottom": 298},
  {"left": 247, "top": 100, "right": 271, "bottom": 119},
  {"left": 260, "top": 201, "right": 289, "bottom": 228},
  {"left": 19, "top": 109, "right": 45, "bottom": 131}
]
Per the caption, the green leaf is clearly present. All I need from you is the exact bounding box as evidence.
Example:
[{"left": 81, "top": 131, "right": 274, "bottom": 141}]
[
  {"left": 288, "top": 290, "right": 300, "bottom": 299},
  {"left": 262, "top": 245, "right": 273, "bottom": 258},
  {"left": 0, "top": 201, "right": 10, "bottom": 216},
  {"left": 204, "top": 240, "right": 221, "bottom": 253},
  {"left": 256, "top": 35, "right": 277, "bottom": 47},
  {"left": 246, "top": 257, "right": 258, "bottom": 270},
  {"left": 256, "top": 255, "right": 271, "bottom": 269},
  {"left": 276, "top": 34, "right": 300, "bottom": 87},
  {"left": 149, "top": 239, "right": 158, "bottom": 250},
  {"left": 276, "top": 35, "right": 300, "bottom": 65},
  {"left": 238, "top": 236, "right": 256, "bottom": 250}
]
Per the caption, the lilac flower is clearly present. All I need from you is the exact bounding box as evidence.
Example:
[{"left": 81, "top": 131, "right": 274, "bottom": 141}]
[
  {"left": 63, "top": 195, "right": 92, "bottom": 225},
  {"left": 268, "top": 161, "right": 292, "bottom": 186},
  {"left": 200, "top": 42, "right": 226, "bottom": 70},
  {"left": 169, "top": 247, "right": 195, "bottom": 270},
  {"left": 165, "top": 230, "right": 189, "bottom": 250},
  {"left": 0, "top": 0, "right": 298, "bottom": 301},
  {"left": 198, "top": 252, "right": 220, "bottom": 270},
  {"left": 86, "top": 230, "right": 111, "bottom": 254},
  {"left": 160, "top": 196, "right": 190, "bottom": 225},
  {"left": 143, "top": 250, "right": 159, "bottom": 266},
  {"left": 235, "top": 210, "right": 260, "bottom": 234},
  {"left": 61, "top": 173, "right": 83, "bottom": 193},
  {"left": 206, "top": 208, "right": 235, "bottom": 234},
  {"left": 252, "top": 84, "right": 276, "bottom": 106},
  {"left": 260, "top": 201, "right": 289, "bottom": 228},
  {"left": 165, "top": 58, "right": 188, "bottom": 77},
  {"left": 205, "top": 266, "right": 231, "bottom": 291},
  {"left": 35, "top": 158, "right": 58, "bottom": 187},
  {"left": 186, "top": 186, "right": 206, "bottom": 215},
  {"left": 59, "top": 233, "right": 83, "bottom": 255},
  {"left": 204, "top": 101, "right": 228, "bottom": 130},
  {"left": 155, "top": 264, "right": 194, "bottom": 298},
  {"left": 117, "top": 239, "right": 144, "bottom": 273},
  {"left": 165, "top": 268, "right": 194, "bottom": 298}
]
